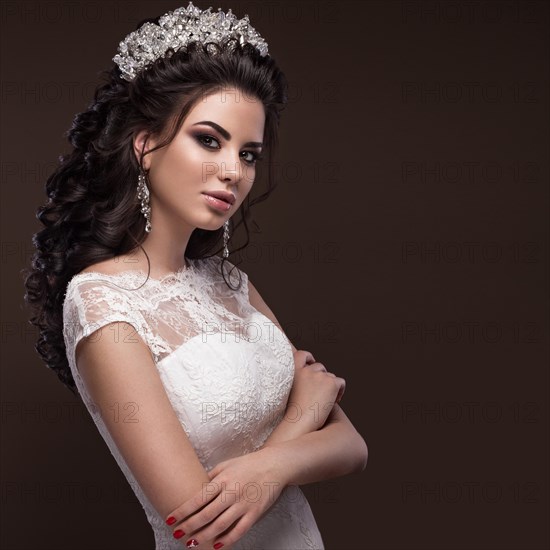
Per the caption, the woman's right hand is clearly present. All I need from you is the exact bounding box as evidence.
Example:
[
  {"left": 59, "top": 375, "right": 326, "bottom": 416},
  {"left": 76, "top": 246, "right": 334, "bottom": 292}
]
[{"left": 284, "top": 349, "right": 346, "bottom": 432}]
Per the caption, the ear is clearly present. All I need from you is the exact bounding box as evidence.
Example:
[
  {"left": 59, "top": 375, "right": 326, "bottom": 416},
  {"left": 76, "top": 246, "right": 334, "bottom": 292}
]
[{"left": 133, "top": 130, "right": 156, "bottom": 170}]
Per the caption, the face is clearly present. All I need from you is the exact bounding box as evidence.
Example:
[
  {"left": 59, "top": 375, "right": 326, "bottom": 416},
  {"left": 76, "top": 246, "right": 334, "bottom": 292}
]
[{"left": 134, "top": 87, "right": 266, "bottom": 233}]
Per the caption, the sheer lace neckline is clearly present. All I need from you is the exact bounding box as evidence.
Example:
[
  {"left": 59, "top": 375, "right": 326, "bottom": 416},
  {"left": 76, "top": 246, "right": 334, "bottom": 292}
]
[{"left": 70, "top": 256, "right": 200, "bottom": 287}]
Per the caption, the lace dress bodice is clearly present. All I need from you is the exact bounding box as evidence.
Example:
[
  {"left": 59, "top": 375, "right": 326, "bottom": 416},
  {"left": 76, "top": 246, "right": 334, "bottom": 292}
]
[{"left": 62, "top": 255, "right": 324, "bottom": 549}]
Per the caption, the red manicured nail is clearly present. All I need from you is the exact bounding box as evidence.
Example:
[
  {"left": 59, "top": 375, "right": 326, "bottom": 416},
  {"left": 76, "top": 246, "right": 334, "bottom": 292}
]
[
  {"left": 166, "top": 516, "right": 176, "bottom": 525},
  {"left": 186, "top": 538, "right": 199, "bottom": 548},
  {"left": 173, "top": 529, "right": 185, "bottom": 539},
  {"left": 214, "top": 543, "right": 224, "bottom": 549}
]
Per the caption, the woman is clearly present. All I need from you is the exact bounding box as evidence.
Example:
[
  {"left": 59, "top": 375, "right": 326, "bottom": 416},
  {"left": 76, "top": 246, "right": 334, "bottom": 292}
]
[{"left": 24, "top": 3, "right": 368, "bottom": 549}]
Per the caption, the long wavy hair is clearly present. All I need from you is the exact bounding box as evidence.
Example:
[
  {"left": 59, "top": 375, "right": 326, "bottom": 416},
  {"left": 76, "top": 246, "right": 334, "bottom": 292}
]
[{"left": 22, "top": 18, "right": 288, "bottom": 396}]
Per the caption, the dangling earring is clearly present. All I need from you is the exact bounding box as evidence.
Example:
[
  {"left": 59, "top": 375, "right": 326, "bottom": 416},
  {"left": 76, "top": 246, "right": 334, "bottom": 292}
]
[
  {"left": 223, "top": 219, "right": 231, "bottom": 258},
  {"left": 137, "top": 168, "right": 152, "bottom": 233}
]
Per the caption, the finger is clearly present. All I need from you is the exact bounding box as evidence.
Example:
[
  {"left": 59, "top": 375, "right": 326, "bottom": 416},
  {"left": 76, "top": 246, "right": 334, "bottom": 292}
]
[
  {"left": 335, "top": 378, "right": 346, "bottom": 403},
  {"left": 208, "top": 465, "right": 220, "bottom": 479},
  {"left": 174, "top": 494, "right": 232, "bottom": 545},
  {"left": 165, "top": 481, "right": 221, "bottom": 527},
  {"left": 187, "top": 504, "right": 243, "bottom": 548},
  {"left": 306, "top": 362, "right": 327, "bottom": 372},
  {"left": 294, "top": 349, "right": 316, "bottom": 368},
  {"left": 212, "top": 512, "right": 255, "bottom": 550},
  {"left": 207, "top": 458, "right": 230, "bottom": 480}
]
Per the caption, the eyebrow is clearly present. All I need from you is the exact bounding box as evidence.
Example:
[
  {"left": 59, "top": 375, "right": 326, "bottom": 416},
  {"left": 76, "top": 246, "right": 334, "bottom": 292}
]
[{"left": 191, "top": 120, "right": 263, "bottom": 149}]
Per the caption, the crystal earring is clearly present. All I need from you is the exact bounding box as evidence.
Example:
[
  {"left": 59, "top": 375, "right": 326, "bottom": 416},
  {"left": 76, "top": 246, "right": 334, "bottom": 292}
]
[
  {"left": 223, "top": 219, "right": 231, "bottom": 258},
  {"left": 137, "top": 168, "right": 152, "bottom": 233}
]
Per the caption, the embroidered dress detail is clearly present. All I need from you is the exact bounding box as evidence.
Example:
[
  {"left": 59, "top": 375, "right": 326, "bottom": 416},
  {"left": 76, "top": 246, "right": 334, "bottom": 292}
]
[{"left": 63, "top": 255, "right": 324, "bottom": 549}]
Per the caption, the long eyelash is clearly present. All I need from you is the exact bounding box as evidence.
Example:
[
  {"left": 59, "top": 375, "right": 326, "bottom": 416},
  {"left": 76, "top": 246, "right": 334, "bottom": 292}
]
[
  {"left": 196, "top": 134, "right": 220, "bottom": 148},
  {"left": 246, "top": 152, "right": 264, "bottom": 164},
  {"left": 196, "top": 133, "right": 262, "bottom": 164}
]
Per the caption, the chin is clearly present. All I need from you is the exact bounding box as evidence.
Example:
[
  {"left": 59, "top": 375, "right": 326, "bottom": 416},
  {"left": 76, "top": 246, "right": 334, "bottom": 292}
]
[{"left": 193, "top": 216, "right": 228, "bottom": 232}]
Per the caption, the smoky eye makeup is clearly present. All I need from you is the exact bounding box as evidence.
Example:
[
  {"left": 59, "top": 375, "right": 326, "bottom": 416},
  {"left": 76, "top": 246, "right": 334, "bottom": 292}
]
[
  {"left": 191, "top": 130, "right": 263, "bottom": 163},
  {"left": 193, "top": 132, "right": 220, "bottom": 149}
]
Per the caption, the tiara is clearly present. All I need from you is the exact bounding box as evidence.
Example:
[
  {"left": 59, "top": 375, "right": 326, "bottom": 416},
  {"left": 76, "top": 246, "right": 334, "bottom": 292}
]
[{"left": 112, "top": 1, "right": 269, "bottom": 82}]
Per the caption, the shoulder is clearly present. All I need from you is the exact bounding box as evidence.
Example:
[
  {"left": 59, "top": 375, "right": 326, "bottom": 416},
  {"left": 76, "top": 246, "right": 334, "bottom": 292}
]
[
  {"left": 246, "top": 275, "right": 298, "bottom": 354},
  {"left": 65, "top": 252, "right": 153, "bottom": 297},
  {"left": 78, "top": 254, "right": 142, "bottom": 277},
  {"left": 202, "top": 255, "right": 249, "bottom": 288},
  {"left": 246, "top": 278, "right": 268, "bottom": 315},
  {"left": 63, "top": 257, "right": 145, "bottom": 326},
  {"left": 63, "top": 265, "right": 149, "bottom": 362}
]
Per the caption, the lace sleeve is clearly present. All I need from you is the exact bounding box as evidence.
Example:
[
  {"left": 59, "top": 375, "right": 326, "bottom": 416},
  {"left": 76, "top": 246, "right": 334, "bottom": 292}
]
[{"left": 63, "top": 278, "right": 150, "bottom": 374}]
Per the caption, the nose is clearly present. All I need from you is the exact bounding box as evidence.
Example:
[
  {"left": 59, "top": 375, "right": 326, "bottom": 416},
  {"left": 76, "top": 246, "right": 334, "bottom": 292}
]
[{"left": 218, "top": 157, "right": 242, "bottom": 184}]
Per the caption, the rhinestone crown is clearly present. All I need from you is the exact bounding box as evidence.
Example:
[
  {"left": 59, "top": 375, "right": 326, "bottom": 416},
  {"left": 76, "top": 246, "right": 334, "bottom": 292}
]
[{"left": 113, "top": 1, "right": 270, "bottom": 82}]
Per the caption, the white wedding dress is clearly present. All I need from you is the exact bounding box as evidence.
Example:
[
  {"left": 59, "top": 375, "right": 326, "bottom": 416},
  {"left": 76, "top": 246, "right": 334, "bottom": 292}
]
[{"left": 62, "top": 254, "right": 324, "bottom": 550}]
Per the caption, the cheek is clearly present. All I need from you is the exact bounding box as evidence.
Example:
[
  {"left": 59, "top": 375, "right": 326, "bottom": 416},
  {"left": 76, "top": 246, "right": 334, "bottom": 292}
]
[
  {"left": 242, "top": 163, "right": 257, "bottom": 183},
  {"left": 177, "top": 143, "right": 212, "bottom": 183},
  {"left": 238, "top": 180, "right": 255, "bottom": 205},
  {"left": 154, "top": 149, "right": 204, "bottom": 187}
]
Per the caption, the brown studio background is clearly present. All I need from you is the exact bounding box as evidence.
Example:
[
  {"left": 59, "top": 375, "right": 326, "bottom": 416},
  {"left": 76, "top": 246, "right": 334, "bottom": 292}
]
[{"left": 1, "top": 0, "right": 549, "bottom": 549}]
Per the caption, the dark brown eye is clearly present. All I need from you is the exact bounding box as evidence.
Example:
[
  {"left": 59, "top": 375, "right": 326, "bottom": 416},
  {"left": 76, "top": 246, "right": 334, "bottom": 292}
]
[
  {"left": 195, "top": 133, "right": 262, "bottom": 165},
  {"left": 196, "top": 134, "right": 220, "bottom": 149},
  {"left": 242, "top": 151, "right": 259, "bottom": 164}
]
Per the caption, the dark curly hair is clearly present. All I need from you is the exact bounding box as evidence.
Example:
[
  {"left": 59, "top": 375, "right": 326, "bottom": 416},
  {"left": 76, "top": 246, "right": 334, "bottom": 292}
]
[{"left": 22, "top": 16, "right": 288, "bottom": 396}]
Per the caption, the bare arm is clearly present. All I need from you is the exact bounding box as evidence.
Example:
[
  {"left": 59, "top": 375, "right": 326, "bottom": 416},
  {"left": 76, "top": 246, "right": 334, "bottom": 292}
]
[
  {"left": 159, "top": 277, "right": 368, "bottom": 548},
  {"left": 76, "top": 321, "right": 231, "bottom": 549},
  {"left": 262, "top": 406, "right": 368, "bottom": 487}
]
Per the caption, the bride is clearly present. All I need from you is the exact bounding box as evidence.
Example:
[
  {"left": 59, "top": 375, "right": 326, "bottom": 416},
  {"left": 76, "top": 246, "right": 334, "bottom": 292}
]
[{"left": 24, "top": 3, "right": 368, "bottom": 549}]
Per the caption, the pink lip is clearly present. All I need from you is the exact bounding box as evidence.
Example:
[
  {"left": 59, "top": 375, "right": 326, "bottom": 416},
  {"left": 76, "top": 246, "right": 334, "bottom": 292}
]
[
  {"left": 202, "top": 193, "right": 232, "bottom": 212},
  {"left": 202, "top": 190, "right": 236, "bottom": 205}
]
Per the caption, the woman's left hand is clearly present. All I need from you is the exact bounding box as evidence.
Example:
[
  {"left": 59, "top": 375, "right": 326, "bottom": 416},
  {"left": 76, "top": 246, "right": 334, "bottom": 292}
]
[{"left": 164, "top": 446, "right": 288, "bottom": 548}]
